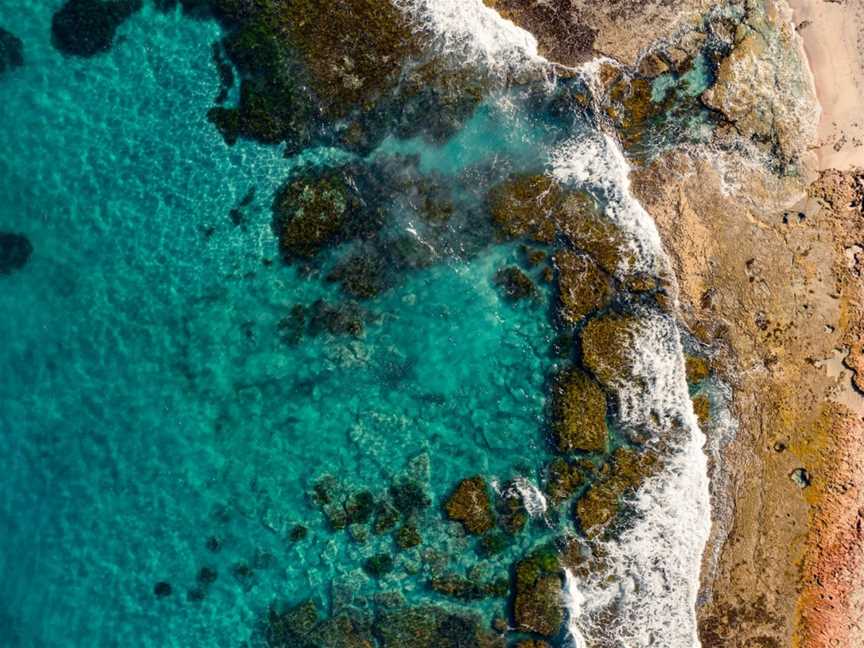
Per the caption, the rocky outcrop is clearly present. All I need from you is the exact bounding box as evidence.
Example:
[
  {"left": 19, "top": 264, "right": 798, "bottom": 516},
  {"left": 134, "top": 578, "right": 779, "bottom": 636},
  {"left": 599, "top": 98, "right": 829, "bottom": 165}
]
[
  {"left": 549, "top": 367, "right": 609, "bottom": 454},
  {"left": 51, "top": 0, "right": 142, "bottom": 57},
  {"left": 444, "top": 476, "right": 494, "bottom": 535},
  {"left": 0, "top": 233, "right": 32, "bottom": 275}
]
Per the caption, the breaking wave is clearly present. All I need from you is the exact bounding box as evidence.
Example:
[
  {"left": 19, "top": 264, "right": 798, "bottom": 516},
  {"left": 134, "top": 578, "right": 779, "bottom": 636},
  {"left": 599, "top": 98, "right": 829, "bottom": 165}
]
[{"left": 396, "top": 1, "right": 713, "bottom": 646}]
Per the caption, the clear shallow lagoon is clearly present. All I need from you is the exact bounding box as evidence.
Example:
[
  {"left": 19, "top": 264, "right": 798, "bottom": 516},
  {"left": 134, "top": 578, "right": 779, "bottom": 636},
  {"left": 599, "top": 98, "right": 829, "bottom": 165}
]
[{"left": 0, "top": 3, "right": 568, "bottom": 645}]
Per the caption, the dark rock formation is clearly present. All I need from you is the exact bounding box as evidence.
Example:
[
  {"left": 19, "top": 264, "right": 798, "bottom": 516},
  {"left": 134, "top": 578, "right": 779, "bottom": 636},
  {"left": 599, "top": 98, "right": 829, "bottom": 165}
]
[
  {"left": 0, "top": 233, "right": 33, "bottom": 275},
  {"left": 444, "top": 476, "right": 494, "bottom": 535},
  {"left": 512, "top": 547, "right": 563, "bottom": 637},
  {"left": 51, "top": 0, "right": 142, "bottom": 57},
  {"left": 550, "top": 367, "right": 609, "bottom": 454},
  {"left": 494, "top": 266, "right": 536, "bottom": 301},
  {"left": 0, "top": 28, "right": 23, "bottom": 75},
  {"left": 554, "top": 250, "right": 612, "bottom": 324}
]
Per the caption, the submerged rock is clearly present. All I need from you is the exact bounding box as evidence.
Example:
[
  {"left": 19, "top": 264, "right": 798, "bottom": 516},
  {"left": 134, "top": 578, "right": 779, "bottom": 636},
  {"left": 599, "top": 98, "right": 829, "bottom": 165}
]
[
  {"left": 512, "top": 547, "right": 563, "bottom": 637},
  {"left": 494, "top": 266, "right": 536, "bottom": 302},
  {"left": 272, "top": 167, "right": 364, "bottom": 261},
  {"left": 266, "top": 600, "right": 373, "bottom": 648},
  {"left": 51, "top": 0, "right": 142, "bottom": 57},
  {"left": 444, "top": 476, "right": 494, "bottom": 535},
  {"left": 429, "top": 573, "right": 509, "bottom": 600},
  {"left": 545, "top": 457, "right": 584, "bottom": 505},
  {"left": 550, "top": 367, "right": 609, "bottom": 454},
  {"left": 363, "top": 553, "right": 394, "bottom": 578},
  {"left": 554, "top": 250, "right": 612, "bottom": 324},
  {"left": 374, "top": 605, "right": 504, "bottom": 648},
  {"left": 685, "top": 354, "right": 711, "bottom": 384},
  {"left": 0, "top": 233, "right": 33, "bottom": 275},
  {"left": 0, "top": 28, "right": 23, "bottom": 75}
]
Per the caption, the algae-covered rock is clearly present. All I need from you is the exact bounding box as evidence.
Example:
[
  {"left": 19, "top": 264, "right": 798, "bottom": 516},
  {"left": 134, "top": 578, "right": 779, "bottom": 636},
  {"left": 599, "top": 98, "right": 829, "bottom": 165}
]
[
  {"left": 374, "top": 605, "right": 504, "bottom": 648},
  {"left": 266, "top": 600, "right": 374, "bottom": 648},
  {"left": 575, "top": 447, "right": 658, "bottom": 534},
  {"left": 545, "top": 457, "right": 583, "bottom": 505},
  {"left": 488, "top": 173, "right": 565, "bottom": 243},
  {"left": 558, "top": 195, "right": 634, "bottom": 275},
  {"left": 692, "top": 393, "right": 710, "bottom": 428},
  {"left": 389, "top": 479, "right": 431, "bottom": 516},
  {"left": 394, "top": 524, "right": 421, "bottom": 549},
  {"left": 512, "top": 547, "right": 563, "bottom": 637},
  {"left": 477, "top": 530, "right": 509, "bottom": 558},
  {"left": 580, "top": 314, "right": 641, "bottom": 387},
  {"left": 685, "top": 354, "right": 710, "bottom": 384},
  {"left": 495, "top": 482, "right": 529, "bottom": 535},
  {"left": 272, "top": 167, "right": 363, "bottom": 261},
  {"left": 0, "top": 28, "right": 23, "bottom": 75},
  {"left": 429, "top": 573, "right": 509, "bottom": 600},
  {"left": 444, "top": 476, "right": 494, "bottom": 535},
  {"left": 554, "top": 250, "right": 612, "bottom": 324},
  {"left": 494, "top": 266, "right": 536, "bottom": 302},
  {"left": 550, "top": 367, "right": 609, "bottom": 454},
  {"left": 363, "top": 553, "right": 394, "bottom": 578},
  {"left": 51, "top": 0, "right": 142, "bottom": 57}
]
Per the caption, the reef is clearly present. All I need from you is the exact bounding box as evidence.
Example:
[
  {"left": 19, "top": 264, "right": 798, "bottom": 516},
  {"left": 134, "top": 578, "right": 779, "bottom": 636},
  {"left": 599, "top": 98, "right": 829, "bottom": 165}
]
[
  {"left": 575, "top": 447, "right": 658, "bottom": 535},
  {"left": 512, "top": 547, "right": 563, "bottom": 637},
  {"left": 549, "top": 367, "right": 609, "bottom": 455},
  {"left": 444, "top": 476, "right": 494, "bottom": 535},
  {"left": 544, "top": 457, "right": 585, "bottom": 505},
  {"left": 0, "top": 27, "right": 23, "bottom": 75},
  {"left": 51, "top": 0, "right": 142, "bottom": 58},
  {"left": 0, "top": 233, "right": 33, "bottom": 275},
  {"left": 493, "top": 266, "right": 536, "bottom": 302},
  {"left": 553, "top": 250, "right": 612, "bottom": 324},
  {"left": 579, "top": 314, "right": 641, "bottom": 388}
]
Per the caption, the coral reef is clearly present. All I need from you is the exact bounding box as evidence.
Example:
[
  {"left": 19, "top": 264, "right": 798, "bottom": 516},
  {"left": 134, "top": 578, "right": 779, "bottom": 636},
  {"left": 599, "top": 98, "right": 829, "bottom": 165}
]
[{"left": 494, "top": 266, "right": 536, "bottom": 302}]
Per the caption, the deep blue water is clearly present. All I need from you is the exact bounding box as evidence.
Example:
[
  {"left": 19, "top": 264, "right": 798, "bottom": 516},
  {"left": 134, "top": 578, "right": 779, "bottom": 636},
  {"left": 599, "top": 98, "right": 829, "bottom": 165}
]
[{"left": 0, "top": 3, "right": 574, "bottom": 645}]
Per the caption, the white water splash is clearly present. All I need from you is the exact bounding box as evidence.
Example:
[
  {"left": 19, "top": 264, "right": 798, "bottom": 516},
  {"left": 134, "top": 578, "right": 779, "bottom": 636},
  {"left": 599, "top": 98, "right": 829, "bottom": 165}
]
[
  {"left": 512, "top": 477, "right": 548, "bottom": 518},
  {"left": 393, "top": 0, "right": 544, "bottom": 75},
  {"left": 550, "top": 132, "right": 667, "bottom": 277},
  {"left": 398, "top": 3, "right": 713, "bottom": 646}
]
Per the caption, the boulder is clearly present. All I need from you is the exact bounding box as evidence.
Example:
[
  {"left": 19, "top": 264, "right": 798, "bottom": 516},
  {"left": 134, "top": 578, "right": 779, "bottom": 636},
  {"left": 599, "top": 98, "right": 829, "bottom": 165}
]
[{"left": 444, "top": 476, "right": 494, "bottom": 535}]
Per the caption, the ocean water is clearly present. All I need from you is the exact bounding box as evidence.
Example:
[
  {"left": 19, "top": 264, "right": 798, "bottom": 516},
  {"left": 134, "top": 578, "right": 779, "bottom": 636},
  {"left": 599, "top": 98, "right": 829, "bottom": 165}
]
[{"left": 0, "top": 1, "right": 711, "bottom": 647}]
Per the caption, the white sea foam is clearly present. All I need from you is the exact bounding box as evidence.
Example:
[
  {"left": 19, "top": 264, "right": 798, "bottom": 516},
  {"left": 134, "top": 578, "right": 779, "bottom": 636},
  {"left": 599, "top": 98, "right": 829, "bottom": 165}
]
[
  {"left": 512, "top": 477, "right": 548, "bottom": 518},
  {"left": 399, "top": 2, "right": 713, "bottom": 646},
  {"left": 393, "top": 0, "right": 544, "bottom": 75}
]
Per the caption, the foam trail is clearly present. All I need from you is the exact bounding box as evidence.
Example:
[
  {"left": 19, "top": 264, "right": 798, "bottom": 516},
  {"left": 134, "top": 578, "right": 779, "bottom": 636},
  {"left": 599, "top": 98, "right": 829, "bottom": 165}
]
[{"left": 563, "top": 569, "right": 588, "bottom": 648}]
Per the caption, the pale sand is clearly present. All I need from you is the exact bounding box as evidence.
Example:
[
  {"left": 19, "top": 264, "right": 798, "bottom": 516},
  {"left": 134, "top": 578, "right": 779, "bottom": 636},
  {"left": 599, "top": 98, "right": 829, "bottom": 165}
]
[{"left": 789, "top": 0, "right": 864, "bottom": 170}]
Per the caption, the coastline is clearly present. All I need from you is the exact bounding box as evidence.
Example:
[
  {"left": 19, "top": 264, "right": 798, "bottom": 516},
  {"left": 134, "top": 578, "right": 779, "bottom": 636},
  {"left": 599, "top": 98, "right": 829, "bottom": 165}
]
[{"left": 789, "top": 0, "right": 864, "bottom": 171}]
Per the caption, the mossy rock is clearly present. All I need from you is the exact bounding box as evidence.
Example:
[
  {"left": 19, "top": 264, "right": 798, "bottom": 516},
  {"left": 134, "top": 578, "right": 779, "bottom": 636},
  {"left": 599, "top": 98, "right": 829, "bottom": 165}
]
[
  {"left": 363, "top": 553, "right": 394, "bottom": 578},
  {"left": 575, "top": 447, "right": 658, "bottom": 534},
  {"left": 477, "top": 530, "right": 510, "bottom": 558},
  {"left": 444, "top": 476, "right": 494, "bottom": 535},
  {"left": 495, "top": 482, "right": 529, "bottom": 535},
  {"left": 545, "top": 457, "right": 583, "bottom": 505},
  {"left": 429, "top": 573, "right": 509, "bottom": 600},
  {"left": 580, "top": 314, "right": 641, "bottom": 388},
  {"left": 374, "top": 605, "right": 504, "bottom": 648},
  {"left": 692, "top": 393, "right": 710, "bottom": 428},
  {"left": 685, "top": 354, "right": 710, "bottom": 384},
  {"left": 394, "top": 524, "right": 421, "bottom": 549},
  {"left": 512, "top": 548, "right": 563, "bottom": 637},
  {"left": 550, "top": 367, "right": 609, "bottom": 454},
  {"left": 558, "top": 195, "right": 634, "bottom": 275},
  {"left": 487, "top": 173, "right": 565, "bottom": 243},
  {"left": 272, "top": 168, "right": 362, "bottom": 261},
  {"left": 494, "top": 266, "right": 536, "bottom": 302},
  {"left": 554, "top": 250, "right": 612, "bottom": 324},
  {"left": 266, "top": 601, "right": 374, "bottom": 648}
]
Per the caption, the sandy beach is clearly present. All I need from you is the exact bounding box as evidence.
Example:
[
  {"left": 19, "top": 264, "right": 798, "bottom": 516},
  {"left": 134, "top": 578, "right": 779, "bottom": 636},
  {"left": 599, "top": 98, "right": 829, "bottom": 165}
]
[{"left": 789, "top": 0, "right": 864, "bottom": 170}]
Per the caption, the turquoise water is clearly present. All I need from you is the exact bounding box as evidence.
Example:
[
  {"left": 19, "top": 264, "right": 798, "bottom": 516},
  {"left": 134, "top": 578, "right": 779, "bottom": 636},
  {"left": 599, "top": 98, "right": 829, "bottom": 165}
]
[{"left": 0, "top": 3, "right": 575, "bottom": 645}]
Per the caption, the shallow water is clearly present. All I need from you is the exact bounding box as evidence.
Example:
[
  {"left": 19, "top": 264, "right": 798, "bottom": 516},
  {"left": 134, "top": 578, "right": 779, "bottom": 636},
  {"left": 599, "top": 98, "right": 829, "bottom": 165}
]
[
  {"left": 0, "top": 2, "right": 712, "bottom": 646},
  {"left": 0, "top": 3, "right": 570, "bottom": 645}
]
